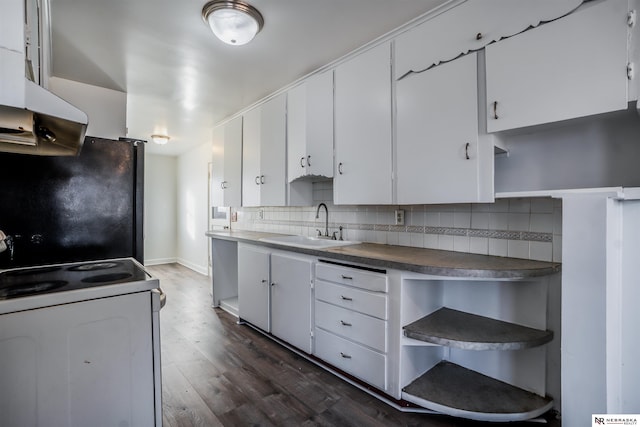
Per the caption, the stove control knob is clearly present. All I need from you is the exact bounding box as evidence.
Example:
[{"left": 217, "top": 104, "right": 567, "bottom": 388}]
[{"left": 31, "top": 234, "right": 43, "bottom": 244}]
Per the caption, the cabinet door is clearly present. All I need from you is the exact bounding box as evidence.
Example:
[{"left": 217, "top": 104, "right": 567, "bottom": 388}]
[
  {"left": 287, "top": 71, "right": 334, "bottom": 182},
  {"left": 397, "top": 52, "right": 492, "bottom": 203},
  {"left": 271, "top": 252, "right": 313, "bottom": 353},
  {"left": 306, "top": 70, "right": 334, "bottom": 178},
  {"left": 222, "top": 116, "right": 243, "bottom": 207},
  {"left": 486, "top": 0, "right": 629, "bottom": 132},
  {"left": 238, "top": 244, "right": 270, "bottom": 331},
  {"left": 287, "top": 83, "right": 307, "bottom": 182},
  {"left": 241, "top": 107, "right": 261, "bottom": 207},
  {"left": 260, "top": 93, "right": 287, "bottom": 206},
  {"left": 334, "top": 42, "right": 392, "bottom": 205}
]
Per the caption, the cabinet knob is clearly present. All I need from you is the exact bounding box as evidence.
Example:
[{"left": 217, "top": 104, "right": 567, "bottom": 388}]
[
  {"left": 221, "top": 181, "right": 228, "bottom": 189},
  {"left": 493, "top": 101, "right": 499, "bottom": 120},
  {"left": 307, "top": 155, "right": 311, "bottom": 167},
  {"left": 340, "top": 352, "right": 352, "bottom": 359},
  {"left": 260, "top": 175, "right": 265, "bottom": 184},
  {"left": 255, "top": 176, "right": 260, "bottom": 185},
  {"left": 300, "top": 157, "right": 305, "bottom": 168},
  {"left": 465, "top": 143, "right": 470, "bottom": 160},
  {"left": 340, "top": 320, "right": 352, "bottom": 327},
  {"left": 261, "top": 279, "right": 267, "bottom": 284},
  {"left": 341, "top": 275, "right": 353, "bottom": 280},
  {"left": 270, "top": 282, "right": 276, "bottom": 287},
  {"left": 340, "top": 295, "right": 353, "bottom": 301},
  {"left": 338, "top": 162, "right": 343, "bottom": 175},
  {"left": 476, "top": 32, "right": 483, "bottom": 40}
]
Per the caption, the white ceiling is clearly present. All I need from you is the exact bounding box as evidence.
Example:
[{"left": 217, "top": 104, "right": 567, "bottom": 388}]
[{"left": 49, "top": 0, "right": 449, "bottom": 156}]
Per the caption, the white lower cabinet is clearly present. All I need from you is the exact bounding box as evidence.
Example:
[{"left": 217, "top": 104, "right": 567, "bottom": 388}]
[
  {"left": 238, "top": 244, "right": 271, "bottom": 332},
  {"left": 271, "top": 252, "right": 313, "bottom": 354},
  {"left": 238, "top": 244, "right": 313, "bottom": 353},
  {"left": 313, "top": 261, "right": 390, "bottom": 392}
]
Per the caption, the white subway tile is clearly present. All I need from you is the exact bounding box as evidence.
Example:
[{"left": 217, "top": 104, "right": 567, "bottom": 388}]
[
  {"left": 489, "top": 238, "right": 508, "bottom": 257},
  {"left": 489, "top": 213, "right": 508, "bottom": 230},
  {"left": 425, "top": 212, "right": 440, "bottom": 227},
  {"left": 411, "top": 232, "right": 425, "bottom": 248},
  {"left": 453, "top": 212, "right": 471, "bottom": 228},
  {"left": 471, "top": 212, "right": 490, "bottom": 229},
  {"left": 440, "top": 212, "right": 454, "bottom": 228},
  {"left": 507, "top": 240, "right": 530, "bottom": 259},
  {"left": 470, "top": 237, "right": 489, "bottom": 255},
  {"left": 453, "top": 236, "right": 470, "bottom": 252},
  {"left": 530, "top": 213, "right": 554, "bottom": 233},
  {"left": 509, "top": 198, "right": 531, "bottom": 213},
  {"left": 398, "top": 232, "right": 411, "bottom": 247},
  {"left": 438, "top": 235, "right": 454, "bottom": 251},
  {"left": 530, "top": 241, "right": 553, "bottom": 262},
  {"left": 508, "top": 213, "right": 530, "bottom": 231},
  {"left": 423, "top": 234, "right": 438, "bottom": 249}
]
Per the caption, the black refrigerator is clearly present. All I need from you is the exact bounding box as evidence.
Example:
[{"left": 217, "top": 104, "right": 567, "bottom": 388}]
[{"left": 0, "top": 137, "right": 144, "bottom": 268}]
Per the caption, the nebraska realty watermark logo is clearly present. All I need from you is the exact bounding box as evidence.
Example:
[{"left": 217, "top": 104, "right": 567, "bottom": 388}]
[{"left": 593, "top": 415, "right": 639, "bottom": 426}]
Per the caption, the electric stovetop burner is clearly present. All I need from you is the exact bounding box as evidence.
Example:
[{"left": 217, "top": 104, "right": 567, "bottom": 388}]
[
  {"left": 0, "top": 280, "right": 68, "bottom": 299},
  {"left": 67, "top": 262, "right": 120, "bottom": 272},
  {"left": 0, "top": 258, "right": 150, "bottom": 301}
]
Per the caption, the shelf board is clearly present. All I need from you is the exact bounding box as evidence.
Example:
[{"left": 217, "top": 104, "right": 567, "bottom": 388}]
[
  {"left": 403, "top": 307, "right": 553, "bottom": 350},
  {"left": 402, "top": 361, "right": 553, "bottom": 422}
]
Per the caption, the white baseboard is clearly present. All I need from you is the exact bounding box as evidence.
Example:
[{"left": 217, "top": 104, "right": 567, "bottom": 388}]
[
  {"left": 144, "top": 257, "right": 178, "bottom": 266},
  {"left": 177, "top": 258, "right": 209, "bottom": 276}
]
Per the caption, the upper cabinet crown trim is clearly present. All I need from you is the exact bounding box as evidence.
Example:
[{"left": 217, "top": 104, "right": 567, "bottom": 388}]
[{"left": 395, "top": 0, "right": 584, "bottom": 80}]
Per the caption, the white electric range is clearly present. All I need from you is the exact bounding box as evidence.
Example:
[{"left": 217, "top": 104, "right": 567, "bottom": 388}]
[{"left": 0, "top": 258, "right": 164, "bottom": 427}]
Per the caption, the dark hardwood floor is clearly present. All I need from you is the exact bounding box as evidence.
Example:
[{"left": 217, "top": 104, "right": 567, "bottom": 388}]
[{"left": 149, "top": 263, "right": 560, "bottom": 427}]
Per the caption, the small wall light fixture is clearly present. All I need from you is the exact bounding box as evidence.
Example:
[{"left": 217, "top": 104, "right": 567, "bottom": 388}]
[
  {"left": 151, "top": 134, "right": 170, "bottom": 145},
  {"left": 202, "top": 0, "right": 264, "bottom": 46}
]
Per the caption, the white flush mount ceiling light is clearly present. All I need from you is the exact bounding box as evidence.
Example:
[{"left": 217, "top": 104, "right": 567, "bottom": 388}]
[
  {"left": 151, "top": 134, "right": 170, "bottom": 145},
  {"left": 201, "top": 0, "right": 264, "bottom": 46}
]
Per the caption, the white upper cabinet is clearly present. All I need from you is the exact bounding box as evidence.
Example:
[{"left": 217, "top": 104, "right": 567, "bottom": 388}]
[
  {"left": 287, "top": 70, "right": 334, "bottom": 182},
  {"left": 211, "top": 116, "right": 242, "bottom": 207},
  {"left": 394, "top": 0, "right": 583, "bottom": 79},
  {"left": 396, "top": 52, "right": 493, "bottom": 204},
  {"left": 334, "top": 42, "right": 392, "bottom": 205},
  {"left": 241, "top": 93, "right": 287, "bottom": 207},
  {"left": 486, "top": 0, "right": 630, "bottom": 132}
]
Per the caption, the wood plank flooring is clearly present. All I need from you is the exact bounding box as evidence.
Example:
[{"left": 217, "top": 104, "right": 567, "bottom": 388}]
[{"left": 149, "top": 263, "right": 560, "bottom": 427}]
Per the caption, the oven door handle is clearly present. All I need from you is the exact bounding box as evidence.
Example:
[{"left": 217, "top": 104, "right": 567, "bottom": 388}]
[{"left": 152, "top": 288, "right": 166, "bottom": 311}]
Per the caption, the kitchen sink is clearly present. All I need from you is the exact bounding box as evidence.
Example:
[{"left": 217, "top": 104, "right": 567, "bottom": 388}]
[{"left": 259, "top": 235, "right": 358, "bottom": 249}]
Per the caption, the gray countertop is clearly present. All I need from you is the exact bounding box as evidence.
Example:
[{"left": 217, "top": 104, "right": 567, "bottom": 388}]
[{"left": 206, "top": 230, "right": 560, "bottom": 279}]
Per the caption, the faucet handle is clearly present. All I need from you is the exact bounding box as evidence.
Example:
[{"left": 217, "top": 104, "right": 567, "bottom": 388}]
[
  {"left": 316, "top": 229, "right": 322, "bottom": 237},
  {"left": 331, "top": 231, "right": 338, "bottom": 240}
]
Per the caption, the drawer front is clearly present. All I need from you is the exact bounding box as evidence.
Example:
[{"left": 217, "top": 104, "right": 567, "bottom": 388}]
[
  {"left": 315, "top": 300, "right": 386, "bottom": 352},
  {"left": 316, "top": 280, "right": 387, "bottom": 320},
  {"left": 315, "top": 263, "right": 388, "bottom": 292},
  {"left": 314, "top": 328, "right": 387, "bottom": 391}
]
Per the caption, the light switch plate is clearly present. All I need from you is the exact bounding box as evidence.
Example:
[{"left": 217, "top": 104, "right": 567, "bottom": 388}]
[{"left": 395, "top": 209, "right": 405, "bottom": 226}]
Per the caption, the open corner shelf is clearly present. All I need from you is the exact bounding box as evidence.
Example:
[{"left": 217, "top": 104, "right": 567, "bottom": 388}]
[
  {"left": 402, "top": 361, "right": 553, "bottom": 422},
  {"left": 403, "top": 307, "right": 553, "bottom": 350}
]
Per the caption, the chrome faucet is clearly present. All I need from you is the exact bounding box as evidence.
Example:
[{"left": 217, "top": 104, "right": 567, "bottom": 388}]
[{"left": 315, "top": 203, "right": 330, "bottom": 238}]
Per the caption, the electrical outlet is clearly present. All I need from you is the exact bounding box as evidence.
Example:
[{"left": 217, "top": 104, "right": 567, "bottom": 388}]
[
  {"left": 258, "top": 208, "right": 264, "bottom": 220},
  {"left": 395, "top": 209, "right": 405, "bottom": 226},
  {"left": 231, "top": 212, "right": 238, "bottom": 222}
]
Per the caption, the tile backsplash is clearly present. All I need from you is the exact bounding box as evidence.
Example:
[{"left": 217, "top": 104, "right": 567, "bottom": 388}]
[{"left": 233, "top": 182, "right": 562, "bottom": 262}]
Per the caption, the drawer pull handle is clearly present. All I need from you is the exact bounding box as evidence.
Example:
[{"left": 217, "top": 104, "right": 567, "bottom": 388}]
[
  {"left": 340, "top": 320, "right": 352, "bottom": 327},
  {"left": 340, "top": 295, "right": 353, "bottom": 301},
  {"left": 340, "top": 352, "right": 352, "bottom": 359},
  {"left": 341, "top": 275, "right": 353, "bottom": 280}
]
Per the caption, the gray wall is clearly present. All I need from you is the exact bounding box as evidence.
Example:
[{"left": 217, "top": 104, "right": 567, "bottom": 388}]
[{"left": 495, "top": 107, "right": 640, "bottom": 193}]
